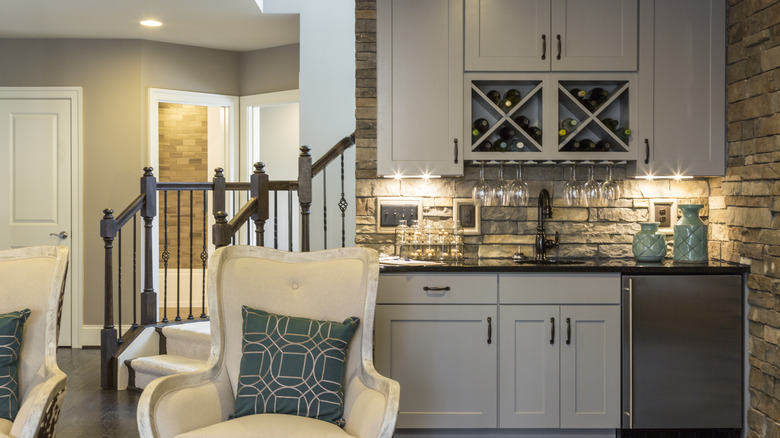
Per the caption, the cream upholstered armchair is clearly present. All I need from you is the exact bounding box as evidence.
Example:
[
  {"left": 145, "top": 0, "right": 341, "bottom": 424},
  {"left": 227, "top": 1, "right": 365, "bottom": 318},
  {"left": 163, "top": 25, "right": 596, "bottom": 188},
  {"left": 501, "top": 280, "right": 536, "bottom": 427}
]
[
  {"left": 137, "top": 246, "right": 400, "bottom": 438},
  {"left": 0, "top": 246, "right": 69, "bottom": 438}
]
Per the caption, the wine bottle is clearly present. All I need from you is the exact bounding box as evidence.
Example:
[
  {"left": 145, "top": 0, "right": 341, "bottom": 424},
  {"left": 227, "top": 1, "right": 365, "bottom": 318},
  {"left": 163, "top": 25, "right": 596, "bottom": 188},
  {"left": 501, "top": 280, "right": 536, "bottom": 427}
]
[
  {"left": 499, "top": 126, "right": 517, "bottom": 140},
  {"left": 508, "top": 137, "right": 525, "bottom": 151},
  {"left": 493, "top": 138, "right": 509, "bottom": 152},
  {"left": 477, "top": 140, "right": 493, "bottom": 152},
  {"left": 472, "top": 118, "right": 489, "bottom": 138},
  {"left": 513, "top": 115, "right": 530, "bottom": 130},
  {"left": 601, "top": 118, "right": 619, "bottom": 131},
  {"left": 570, "top": 88, "right": 587, "bottom": 101},
  {"left": 587, "top": 88, "right": 609, "bottom": 110},
  {"left": 527, "top": 126, "right": 542, "bottom": 142},
  {"left": 615, "top": 127, "right": 632, "bottom": 142},
  {"left": 499, "top": 89, "right": 522, "bottom": 112},
  {"left": 565, "top": 139, "right": 581, "bottom": 151},
  {"left": 597, "top": 140, "right": 613, "bottom": 151},
  {"left": 561, "top": 118, "right": 578, "bottom": 132},
  {"left": 558, "top": 129, "right": 568, "bottom": 139},
  {"left": 580, "top": 139, "right": 597, "bottom": 151},
  {"left": 486, "top": 90, "right": 501, "bottom": 105}
]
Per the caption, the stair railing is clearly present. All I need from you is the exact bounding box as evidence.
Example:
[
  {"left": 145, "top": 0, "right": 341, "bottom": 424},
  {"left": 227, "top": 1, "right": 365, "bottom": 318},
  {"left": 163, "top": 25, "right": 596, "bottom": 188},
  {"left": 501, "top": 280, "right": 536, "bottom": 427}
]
[{"left": 99, "top": 135, "right": 354, "bottom": 389}]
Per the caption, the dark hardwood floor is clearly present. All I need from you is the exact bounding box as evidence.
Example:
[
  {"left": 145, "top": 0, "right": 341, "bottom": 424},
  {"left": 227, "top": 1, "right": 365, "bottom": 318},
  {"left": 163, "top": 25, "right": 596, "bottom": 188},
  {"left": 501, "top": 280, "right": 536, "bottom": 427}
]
[{"left": 56, "top": 348, "right": 140, "bottom": 438}]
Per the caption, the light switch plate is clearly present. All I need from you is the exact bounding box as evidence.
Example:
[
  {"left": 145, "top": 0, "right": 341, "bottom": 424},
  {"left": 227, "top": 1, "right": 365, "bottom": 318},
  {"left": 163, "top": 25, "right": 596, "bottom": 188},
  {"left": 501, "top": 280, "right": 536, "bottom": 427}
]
[
  {"left": 376, "top": 198, "right": 423, "bottom": 233},
  {"left": 650, "top": 199, "right": 677, "bottom": 234}
]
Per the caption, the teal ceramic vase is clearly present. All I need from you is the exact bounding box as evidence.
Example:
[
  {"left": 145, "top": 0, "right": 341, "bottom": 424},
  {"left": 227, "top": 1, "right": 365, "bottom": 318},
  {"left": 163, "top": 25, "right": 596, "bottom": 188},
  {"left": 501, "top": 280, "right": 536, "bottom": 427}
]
[
  {"left": 632, "top": 222, "right": 667, "bottom": 262},
  {"left": 673, "top": 204, "right": 708, "bottom": 263}
]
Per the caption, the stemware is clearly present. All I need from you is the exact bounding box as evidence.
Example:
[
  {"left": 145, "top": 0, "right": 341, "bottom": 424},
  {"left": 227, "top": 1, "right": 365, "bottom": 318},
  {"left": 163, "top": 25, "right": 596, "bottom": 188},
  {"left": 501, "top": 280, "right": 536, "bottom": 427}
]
[
  {"left": 472, "top": 161, "right": 493, "bottom": 207},
  {"left": 601, "top": 162, "right": 621, "bottom": 206},
  {"left": 583, "top": 163, "right": 602, "bottom": 206},
  {"left": 508, "top": 162, "right": 530, "bottom": 206},
  {"left": 563, "top": 165, "right": 584, "bottom": 207},
  {"left": 493, "top": 162, "right": 510, "bottom": 206}
]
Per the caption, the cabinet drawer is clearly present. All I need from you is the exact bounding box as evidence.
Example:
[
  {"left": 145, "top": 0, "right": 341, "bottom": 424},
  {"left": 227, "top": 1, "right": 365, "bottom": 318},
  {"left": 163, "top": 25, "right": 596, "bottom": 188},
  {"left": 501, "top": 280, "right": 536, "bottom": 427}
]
[
  {"left": 500, "top": 273, "right": 620, "bottom": 304},
  {"left": 378, "top": 273, "right": 498, "bottom": 304}
]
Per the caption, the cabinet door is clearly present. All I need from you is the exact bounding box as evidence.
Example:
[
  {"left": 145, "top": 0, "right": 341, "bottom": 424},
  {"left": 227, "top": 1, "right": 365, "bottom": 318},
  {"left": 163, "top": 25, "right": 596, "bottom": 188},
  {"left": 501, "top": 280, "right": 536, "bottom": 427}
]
[
  {"left": 465, "top": 0, "right": 551, "bottom": 71},
  {"left": 375, "top": 305, "right": 498, "bottom": 428},
  {"left": 559, "top": 305, "right": 621, "bottom": 429},
  {"left": 499, "top": 305, "right": 560, "bottom": 428},
  {"left": 377, "top": 0, "right": 464, "bottom": 176},
  {"left": 634, "top": 0, "right": 726, "bottom": 176},
  {"left": 551, "top": 0, "right": 638, "bottom": 71}
]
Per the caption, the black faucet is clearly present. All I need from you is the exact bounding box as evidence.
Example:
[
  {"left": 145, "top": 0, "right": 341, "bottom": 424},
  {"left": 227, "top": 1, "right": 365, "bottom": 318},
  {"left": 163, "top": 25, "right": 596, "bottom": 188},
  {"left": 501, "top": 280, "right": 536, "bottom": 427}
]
[{"left": 535, "top": 189, "right": 559, "bottom": 261}]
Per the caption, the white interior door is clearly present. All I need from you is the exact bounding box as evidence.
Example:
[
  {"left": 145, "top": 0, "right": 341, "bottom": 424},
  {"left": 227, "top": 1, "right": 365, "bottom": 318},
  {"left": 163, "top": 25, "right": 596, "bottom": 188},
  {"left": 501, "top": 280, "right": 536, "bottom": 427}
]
[{"left": 0, "top": 95, "right": 77, "bottom": 346}]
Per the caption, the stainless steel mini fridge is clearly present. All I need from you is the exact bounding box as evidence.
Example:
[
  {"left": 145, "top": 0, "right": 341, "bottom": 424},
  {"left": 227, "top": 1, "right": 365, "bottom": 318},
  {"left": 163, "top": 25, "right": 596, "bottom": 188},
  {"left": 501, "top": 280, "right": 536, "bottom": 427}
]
[{"left": 621, "top": 275, "right": 743, "bottom": 429}]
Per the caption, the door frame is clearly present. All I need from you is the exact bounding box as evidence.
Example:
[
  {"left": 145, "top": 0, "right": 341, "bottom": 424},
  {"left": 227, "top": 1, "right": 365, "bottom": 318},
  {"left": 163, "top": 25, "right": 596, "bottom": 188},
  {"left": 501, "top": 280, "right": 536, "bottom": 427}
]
[
  {"left": 147, "top": 88, "right": 239, "bottom": 315},
  {"left": 0, "top": 87, "right": 84, "bottom": 348}
]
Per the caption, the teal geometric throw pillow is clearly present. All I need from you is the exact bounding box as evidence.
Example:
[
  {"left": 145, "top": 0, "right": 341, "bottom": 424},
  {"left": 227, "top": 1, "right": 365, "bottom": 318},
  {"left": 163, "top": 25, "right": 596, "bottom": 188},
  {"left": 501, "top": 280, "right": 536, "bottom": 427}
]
[
  {"left": 0, "top": 309, "right": 31, "bottom": 421},
  {"left": 234, "top": 306, "right": 359, "bottom": 426}
]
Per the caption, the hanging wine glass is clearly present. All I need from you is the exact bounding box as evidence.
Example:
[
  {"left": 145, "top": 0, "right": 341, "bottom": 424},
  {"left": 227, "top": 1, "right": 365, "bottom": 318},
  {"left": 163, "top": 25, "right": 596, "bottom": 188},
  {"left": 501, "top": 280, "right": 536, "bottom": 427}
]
[
  {"left": 493, "top": 162, "right": 509, "bottom": 206},
  {"left": 601, "top": 162, "right": 621, "bottom": 206},
  {"left": 472, "top": 161, "right": 493, "bottom": 207},
  {"left": 563, "top": 164, "right": 583, "bottom": 207},
  {"left": 583, "top": 163, "right": 602, "bottom": 207},
  {"left": 509, "top": 162, "right": 530, "bottom": 206}
]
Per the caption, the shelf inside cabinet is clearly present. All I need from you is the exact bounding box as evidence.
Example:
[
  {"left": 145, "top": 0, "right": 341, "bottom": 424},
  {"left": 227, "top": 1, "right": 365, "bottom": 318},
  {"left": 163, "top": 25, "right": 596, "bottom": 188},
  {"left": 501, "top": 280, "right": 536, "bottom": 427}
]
[{"left": 469, "top": 80, "right": 544, "bottom": 157}]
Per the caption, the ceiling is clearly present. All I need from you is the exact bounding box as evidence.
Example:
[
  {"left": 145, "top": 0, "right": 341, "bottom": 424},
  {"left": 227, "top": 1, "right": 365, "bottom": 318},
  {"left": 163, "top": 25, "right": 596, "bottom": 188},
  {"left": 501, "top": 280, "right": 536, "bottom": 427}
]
[{"left": 0, "top": 0, "right": 300, "bottom": 52}]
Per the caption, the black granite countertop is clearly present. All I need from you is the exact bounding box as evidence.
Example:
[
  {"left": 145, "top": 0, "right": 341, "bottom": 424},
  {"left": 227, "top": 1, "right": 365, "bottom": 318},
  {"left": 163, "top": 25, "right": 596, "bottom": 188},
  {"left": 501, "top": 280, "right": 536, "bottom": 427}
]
[{"left": 379, "top": 257, "right": 750, "bottom": 275}]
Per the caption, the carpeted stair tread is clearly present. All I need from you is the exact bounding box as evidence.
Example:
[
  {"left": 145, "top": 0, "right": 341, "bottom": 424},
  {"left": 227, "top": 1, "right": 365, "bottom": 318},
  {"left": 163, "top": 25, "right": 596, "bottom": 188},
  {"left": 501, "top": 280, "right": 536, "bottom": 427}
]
[
  {"left": 129, "top": 354, "right": 208, "bottom": 390},
  {"left": 162, "top": 322, "right": 211, "bottom": 361}
]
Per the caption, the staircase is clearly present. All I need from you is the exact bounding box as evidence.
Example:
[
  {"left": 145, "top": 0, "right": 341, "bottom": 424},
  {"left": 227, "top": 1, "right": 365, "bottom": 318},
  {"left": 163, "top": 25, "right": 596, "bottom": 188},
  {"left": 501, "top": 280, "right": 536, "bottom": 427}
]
[{"left": 126, "top": 322, "right": 211, "bottom": 390}]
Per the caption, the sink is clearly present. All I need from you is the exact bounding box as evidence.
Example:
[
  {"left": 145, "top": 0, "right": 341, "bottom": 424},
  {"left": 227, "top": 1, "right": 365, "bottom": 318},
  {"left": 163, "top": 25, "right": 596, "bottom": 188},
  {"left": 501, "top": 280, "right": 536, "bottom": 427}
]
[{"left": 512, "top": 258, "right": 586, "bottom": 265}]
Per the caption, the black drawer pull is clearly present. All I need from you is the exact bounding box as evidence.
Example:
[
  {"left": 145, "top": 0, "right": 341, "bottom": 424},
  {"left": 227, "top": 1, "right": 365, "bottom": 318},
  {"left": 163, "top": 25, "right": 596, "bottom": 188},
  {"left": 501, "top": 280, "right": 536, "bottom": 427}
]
[
  {"left": 487, "top": 317, "right": 492, "bottom": 344},
  {"left": 566, "top": 317, "right": 571, "bottom": 345},
  {"left": 423, "top": 286, "right": 450, "bottom": 292},
  {"left": 541, "top": 34, "right": 547, "bottom": 60}
]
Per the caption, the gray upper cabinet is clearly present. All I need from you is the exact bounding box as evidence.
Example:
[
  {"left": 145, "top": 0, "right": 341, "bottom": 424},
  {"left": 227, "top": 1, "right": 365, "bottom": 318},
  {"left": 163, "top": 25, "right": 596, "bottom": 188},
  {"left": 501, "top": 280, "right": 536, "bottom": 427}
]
[
  {"left": 633, "top": 0, "right": 726, "bottom": 177},
  {"left": 377, "top": 0, "right": 464, "bottom": 176},
  {"left": 465, "top": 0, "right": 638, "bottom": 72}
]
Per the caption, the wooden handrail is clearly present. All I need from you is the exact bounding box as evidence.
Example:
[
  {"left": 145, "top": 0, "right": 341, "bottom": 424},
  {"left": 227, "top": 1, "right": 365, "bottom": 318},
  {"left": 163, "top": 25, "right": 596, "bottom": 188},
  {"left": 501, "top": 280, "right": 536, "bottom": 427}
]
[
  {"left": 114, "top": 194, "right": 145, "bottom": 229},
  {"left": 311, "top": 133, "right": 355, "bottom": 177}
]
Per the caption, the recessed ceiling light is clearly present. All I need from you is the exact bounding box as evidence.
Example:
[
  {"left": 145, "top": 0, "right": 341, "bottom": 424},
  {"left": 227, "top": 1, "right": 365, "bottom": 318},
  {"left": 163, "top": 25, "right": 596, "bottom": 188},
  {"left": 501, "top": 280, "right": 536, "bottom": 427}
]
[{"left": 140, "top": 20, "right": 162, "bottom": 27}]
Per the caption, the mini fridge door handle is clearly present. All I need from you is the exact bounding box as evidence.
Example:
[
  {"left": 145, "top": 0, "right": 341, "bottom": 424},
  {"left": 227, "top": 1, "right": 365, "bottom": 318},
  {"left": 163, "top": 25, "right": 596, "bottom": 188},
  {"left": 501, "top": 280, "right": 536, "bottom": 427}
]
[{"left": 623, "top": 278, "right": 634, "bottom": 429}]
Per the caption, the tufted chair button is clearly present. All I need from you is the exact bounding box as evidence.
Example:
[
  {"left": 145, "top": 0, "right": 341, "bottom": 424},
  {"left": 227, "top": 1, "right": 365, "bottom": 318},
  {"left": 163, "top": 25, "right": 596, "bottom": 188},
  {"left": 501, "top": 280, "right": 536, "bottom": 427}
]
[{"left": 291, "top": 283, "right": 299, "bottom": 290}]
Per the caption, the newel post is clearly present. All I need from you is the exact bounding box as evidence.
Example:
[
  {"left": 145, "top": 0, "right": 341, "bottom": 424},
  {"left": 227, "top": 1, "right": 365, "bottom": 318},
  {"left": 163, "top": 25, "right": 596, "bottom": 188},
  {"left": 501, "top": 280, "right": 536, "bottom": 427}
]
[
  {"left": 212, "top": 167, "right": 226, "bottom": 218},
  {"left": 251, "top": 162, "right": 269, "bottom": 246},
  {"left": 298, "top": 146, "right": 312, "bottom": 252},
  {"left": 100, "top": 208, "right": 118, "bottom": 389},
  {"left": 213, "top": 211, "right": 230, "bottom": 248},
  {"left": 140, "top": 167, "right": 158, "bottom": 325}
]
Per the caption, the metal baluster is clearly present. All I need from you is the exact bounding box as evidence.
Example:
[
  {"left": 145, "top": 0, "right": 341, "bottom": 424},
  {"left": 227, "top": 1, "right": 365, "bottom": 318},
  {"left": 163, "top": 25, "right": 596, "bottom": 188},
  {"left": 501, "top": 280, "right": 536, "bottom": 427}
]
[
  {"left": 161, "top": 192, "right": 169, "bottom": 323},
  {"left": 339, "top": 154, "right": 348, "bottom": 248},
  {"left": 273, "top": 190, "right": 279, "bottom": 249},
  {"left": 117, "top": 229, "right": 122, "bottom": 344},
  {"left": 200, "top": 190, "right": 208, "bottom": 319},
  {"left": 188, "top": 190, "right": 194, "bottom": 320},
  {"left": 288, "top": 191, "right": 293, "bottom": 251},
  {"left": 323, "top": 168, "right": 327, "bottom": 249},
  {"left": 247, "top": 189, "right": 252, "bottom": 245},
  {"left": 176, "top": 191, "right": 181, "bottom": 322},
  {"left": 132, "top": 215, "right": 138, "bottom": 329}
]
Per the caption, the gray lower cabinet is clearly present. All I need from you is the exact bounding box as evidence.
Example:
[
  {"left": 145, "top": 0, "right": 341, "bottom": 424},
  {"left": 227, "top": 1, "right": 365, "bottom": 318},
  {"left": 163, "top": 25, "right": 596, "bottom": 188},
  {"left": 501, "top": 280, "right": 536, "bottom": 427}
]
[{"left": 376, "top": 272, "right": 621, "bottom": 434}]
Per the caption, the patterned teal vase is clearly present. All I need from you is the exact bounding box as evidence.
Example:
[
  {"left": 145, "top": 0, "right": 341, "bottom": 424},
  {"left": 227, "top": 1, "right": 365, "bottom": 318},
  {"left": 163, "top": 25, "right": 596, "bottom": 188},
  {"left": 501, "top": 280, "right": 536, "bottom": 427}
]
[
  {"left": 632, "top": 222, "right": 667, "bottom": 262},
  {"left": 674, "top": 204, "right": 708, "bottom": 263}
]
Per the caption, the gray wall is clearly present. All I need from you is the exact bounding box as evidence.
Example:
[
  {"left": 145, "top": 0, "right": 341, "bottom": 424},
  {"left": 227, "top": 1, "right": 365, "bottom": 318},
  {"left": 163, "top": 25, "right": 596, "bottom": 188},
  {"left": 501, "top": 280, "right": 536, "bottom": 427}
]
[
  {"left": 0, "top": 38, "right": 299, "bottom": 328},
  {"left": 240, "top": 44, "right": 300, "bottom": 95}
]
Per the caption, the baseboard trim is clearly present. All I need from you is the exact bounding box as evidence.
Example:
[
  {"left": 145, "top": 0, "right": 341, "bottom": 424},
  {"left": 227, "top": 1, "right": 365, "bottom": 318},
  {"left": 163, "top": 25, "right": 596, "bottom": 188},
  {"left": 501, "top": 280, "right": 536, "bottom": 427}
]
[{"left": 81, "top": 325, "right": 102, "bottom": 347}]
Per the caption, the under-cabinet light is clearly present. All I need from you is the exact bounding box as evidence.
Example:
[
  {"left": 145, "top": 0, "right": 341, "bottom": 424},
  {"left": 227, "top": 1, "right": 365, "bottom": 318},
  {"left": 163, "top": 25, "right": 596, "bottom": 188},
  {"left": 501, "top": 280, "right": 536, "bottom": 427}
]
[
  {"left": 636, "top": 174, "right": 694, "bottom": 180},
  {"left": 141, "top": 20, "right": 163, "bottom": 27},
  {"left": 384, "top": 174, "right": 442, "bottom": 180}
]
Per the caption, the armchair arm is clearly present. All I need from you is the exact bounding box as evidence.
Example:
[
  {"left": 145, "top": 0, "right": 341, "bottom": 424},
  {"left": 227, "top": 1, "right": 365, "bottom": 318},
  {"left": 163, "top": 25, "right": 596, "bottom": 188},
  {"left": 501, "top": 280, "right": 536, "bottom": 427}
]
[
  {"left": 342, "top": 359, "right": 400, "bottom": 438},
  {"left": 137, "top": 363, "right": 234, "bottom": 438},
  {"left": 13, "top": 364, "right": 66, "bottom": 438}
]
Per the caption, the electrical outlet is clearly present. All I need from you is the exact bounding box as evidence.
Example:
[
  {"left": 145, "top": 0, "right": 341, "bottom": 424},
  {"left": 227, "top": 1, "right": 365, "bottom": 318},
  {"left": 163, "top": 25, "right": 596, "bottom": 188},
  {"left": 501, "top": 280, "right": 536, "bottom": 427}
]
[
  {"left": 379, "top": 204, "right": 419, "bottom": 227},
  {"left": 654, "top": 203, "right": 672, "bottom": 228}
]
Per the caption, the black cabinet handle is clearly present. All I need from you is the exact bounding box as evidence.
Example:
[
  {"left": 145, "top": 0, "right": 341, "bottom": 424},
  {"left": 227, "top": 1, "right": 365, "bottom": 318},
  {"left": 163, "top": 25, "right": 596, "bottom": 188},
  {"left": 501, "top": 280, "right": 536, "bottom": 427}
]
[
  {"left": 423, "top": 286, "right": 450, "bottom": 294},
  {"left": 644, "top": 139, "right": 650, "bottom": 165},
  {"left": 550, "top": 317, "right": 555, "bottom": 345},
  {"left": 454, "top": 138, "right": 459, "bottom": 164},
  {"left": 556, "top": 34, "right": 562, "bottom": 60},
  {"left": 487, "top": 317, "right": 492, "bottom": 345},
  {"left": 541, "top": 34, "right": 547, "bottom": 60},
  {"left": 566, "top": 317, "right": 571, "bottom": 345}
]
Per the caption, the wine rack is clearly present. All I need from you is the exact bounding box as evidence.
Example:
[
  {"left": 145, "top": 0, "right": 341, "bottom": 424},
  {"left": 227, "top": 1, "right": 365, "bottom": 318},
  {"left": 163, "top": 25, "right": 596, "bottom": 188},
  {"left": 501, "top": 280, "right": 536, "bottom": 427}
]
[{"left": 465, "top": 73, "right": 637, "bottom": 162}]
